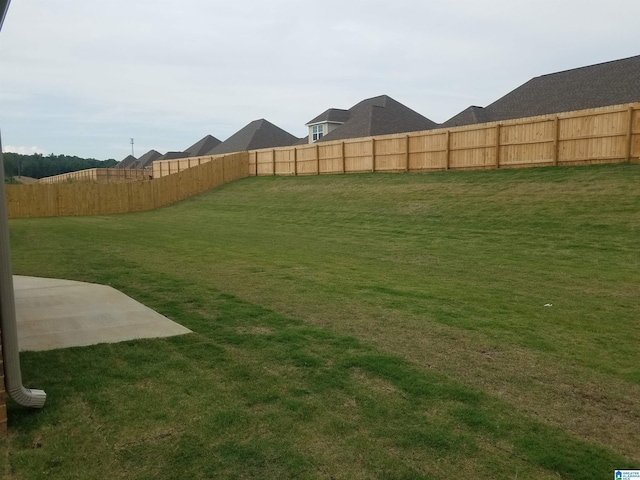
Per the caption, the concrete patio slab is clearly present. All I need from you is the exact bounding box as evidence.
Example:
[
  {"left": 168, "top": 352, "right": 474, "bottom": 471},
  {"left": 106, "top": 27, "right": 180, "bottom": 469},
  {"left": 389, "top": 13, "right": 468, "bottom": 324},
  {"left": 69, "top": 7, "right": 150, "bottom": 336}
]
[{"left": 13, "top": 275, "right": 192, "bottom": 352}]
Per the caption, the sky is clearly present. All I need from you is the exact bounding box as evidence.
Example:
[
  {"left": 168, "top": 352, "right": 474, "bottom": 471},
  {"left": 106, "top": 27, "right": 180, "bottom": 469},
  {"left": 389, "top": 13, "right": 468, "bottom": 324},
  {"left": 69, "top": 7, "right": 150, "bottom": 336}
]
[{"left": 0, "top": 0, "right": 638, "bottom": 161}]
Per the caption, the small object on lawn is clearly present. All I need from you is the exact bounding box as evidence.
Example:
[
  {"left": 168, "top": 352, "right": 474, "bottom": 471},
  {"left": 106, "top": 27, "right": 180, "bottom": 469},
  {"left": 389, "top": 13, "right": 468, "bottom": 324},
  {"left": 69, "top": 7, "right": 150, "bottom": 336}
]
[{"left": 544, "top": 303, "right": 553, "bottom": 307}]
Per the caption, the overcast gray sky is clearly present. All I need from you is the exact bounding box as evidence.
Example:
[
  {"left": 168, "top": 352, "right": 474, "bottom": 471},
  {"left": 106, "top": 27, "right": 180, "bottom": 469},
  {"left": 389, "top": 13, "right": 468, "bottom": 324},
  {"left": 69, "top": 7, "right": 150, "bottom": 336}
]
[{"left": 0, "top": 0, "right": 638, "bottom": 160}]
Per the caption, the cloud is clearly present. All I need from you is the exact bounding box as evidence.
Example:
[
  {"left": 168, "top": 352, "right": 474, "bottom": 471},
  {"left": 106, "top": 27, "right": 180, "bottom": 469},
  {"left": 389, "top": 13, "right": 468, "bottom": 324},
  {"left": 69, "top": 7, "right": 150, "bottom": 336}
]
[{"left": 3, "top": 145, "right": 47, "bottom": 155}]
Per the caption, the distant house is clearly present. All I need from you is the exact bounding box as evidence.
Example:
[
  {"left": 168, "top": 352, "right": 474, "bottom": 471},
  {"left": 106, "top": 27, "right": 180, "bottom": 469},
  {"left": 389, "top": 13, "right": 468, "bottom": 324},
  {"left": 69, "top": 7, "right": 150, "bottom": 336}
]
[
  {"left": 184, "top": 135, "right": 222, "bottom": 157},
  {"left": 442, "top": 55, "right": 640, "bottom": 128},
  {"left": 304, "top": 95, "right": 438, "bottom": 144},
  {"left": 206, "top": 119, "right": 299, "bottom": 155},
  {"left": 132, "top": 150, "right": 162, "bottom": 169},
  {"left": 115, "top": 155, "right": 137, "bottom": 169}
]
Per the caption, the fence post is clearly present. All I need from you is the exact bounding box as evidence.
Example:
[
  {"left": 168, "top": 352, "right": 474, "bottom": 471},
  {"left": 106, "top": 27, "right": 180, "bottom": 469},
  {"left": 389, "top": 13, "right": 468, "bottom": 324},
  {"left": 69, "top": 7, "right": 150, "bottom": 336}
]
[
  {"left": 341, "top": 142, "right": 345, "bottom": 174},
  {"left": 371, "top": 138, "right": 376, "bottom": 172},
  {"left": 316, "top": 144, "right": 320, "bottom": 175},
  {"left": 626, "top": 106, "right": 634, "bottom": 162},
  {"left": 405, "top": 135, "right": 410, "bottom": 172},
  {"left": 445, "top": 131, "right": 451, "bottom": 170},
  {"left": 294, "top": 148, "right": 297, "bottom": 176},
  {"left": 495, "top": 124, "right": 501, "bottom": 169},
  {"left": 272, "top": 149, "right": 276, "bottom": 176},
  {"left": 553, "top": 116, "right": 560, "bottom": 166}
]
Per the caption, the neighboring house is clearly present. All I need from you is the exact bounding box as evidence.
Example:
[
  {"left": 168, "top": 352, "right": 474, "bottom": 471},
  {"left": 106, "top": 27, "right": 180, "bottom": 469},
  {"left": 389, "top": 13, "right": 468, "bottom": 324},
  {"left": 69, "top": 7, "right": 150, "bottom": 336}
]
[
  {"left": 206, "top": 119, "right": 299, "bottom": 155},
  {"left": 304, "top": 95, "right": 438, "bottom": 144},
  {"left": 184, "top": 135, "right": 222, "bottom": 157},
  {"left": 115, "top": 155, "right": 137, "bottom": 169},
  {"left": 442, "top": 55, "right": 640, "bottom": 128},
  {"left": 132, "top": 150, "right": 162, "bottom": 169}
]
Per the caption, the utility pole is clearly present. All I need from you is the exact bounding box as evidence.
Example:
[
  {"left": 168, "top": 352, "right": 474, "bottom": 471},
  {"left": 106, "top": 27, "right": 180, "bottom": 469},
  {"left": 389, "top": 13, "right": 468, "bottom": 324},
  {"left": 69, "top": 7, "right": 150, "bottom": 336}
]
[{"left": 130, "top": 138, "right": 134, "bottom": 157}]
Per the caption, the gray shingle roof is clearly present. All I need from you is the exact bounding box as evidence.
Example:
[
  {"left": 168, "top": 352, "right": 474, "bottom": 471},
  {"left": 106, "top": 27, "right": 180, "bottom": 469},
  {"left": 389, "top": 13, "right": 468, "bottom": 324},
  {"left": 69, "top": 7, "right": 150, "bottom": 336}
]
[
  {"left": 160, "top": 151, "right": 187, "bottom": 161},
  {"left": 442, "top": 55, "right": 640, "bottom": 127},
  {"left": 133, "top": 150, "right": 162, "bottom": 169},
  {"left": 184, "top": 135, "right": 222, "bottom": 157},
  {"left": 116, "top": 155, "right": 137, "bottom": 169},
  {"left": 440, "top": 106, "right": 490, "bottom": 128},
  {"left": 316, "top": 95, "right": 437, "bottom": 142},
  {"left": 306, "top": 108, "right": 350, "bottom": 125},
  {"left": 206, "top": 119, "right": 300, "bottom": 155}
]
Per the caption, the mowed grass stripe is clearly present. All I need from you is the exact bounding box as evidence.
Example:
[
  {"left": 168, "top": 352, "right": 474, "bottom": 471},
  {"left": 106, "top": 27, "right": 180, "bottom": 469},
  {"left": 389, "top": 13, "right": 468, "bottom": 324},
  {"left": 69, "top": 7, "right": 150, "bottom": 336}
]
[{"left": 5, "top": 163, "right": 640, "bottom": 478}]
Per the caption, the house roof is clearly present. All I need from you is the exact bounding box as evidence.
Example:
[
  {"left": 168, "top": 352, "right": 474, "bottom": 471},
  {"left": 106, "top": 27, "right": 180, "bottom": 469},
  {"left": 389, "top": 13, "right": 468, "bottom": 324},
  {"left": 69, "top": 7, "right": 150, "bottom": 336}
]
[
  {"left": 306, "top": 108, "right": 350, "bottom": 125},
  {"left": 442, "top": 55, "right": 640, "bottom": 128},
  {"left": 184, "top": 135, "right": 222, "bottom": 157},
  {"left": 315, "top": 95, "right": 438, "bottom": 142},
  {"left": 206, "top": 119, "right": 300, "bottom": 155},
  {"left": 133, "top": 150, "right": 162, "bottom": 169},
  {"left": 116, "top": 155, "right": 137, "bottom": 169},
  {"left": 160, "top": 151, "right": 187, "bottom": 160},
  {"left": 440, "top": 106, "right": 490, "bottom": 128}
]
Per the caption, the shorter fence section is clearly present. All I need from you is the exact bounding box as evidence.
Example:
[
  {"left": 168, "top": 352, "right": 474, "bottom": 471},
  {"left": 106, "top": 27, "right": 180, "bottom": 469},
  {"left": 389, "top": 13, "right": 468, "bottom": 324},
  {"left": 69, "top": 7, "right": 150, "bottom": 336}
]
[
  {"left": 37, "top": 168, "right": 151, "bottom": 184},
  {"left": 7, "top": 152, "right": 248, "bottom": 219}
]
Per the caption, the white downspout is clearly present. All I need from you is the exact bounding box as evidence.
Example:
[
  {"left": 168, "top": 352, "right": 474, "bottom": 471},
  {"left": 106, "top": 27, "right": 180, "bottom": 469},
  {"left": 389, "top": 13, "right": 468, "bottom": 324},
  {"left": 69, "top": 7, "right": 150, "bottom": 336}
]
[
  {"left": 0, "top": 136, "right": 46, "bottom": 408},
  {"left": 0, "top": 138, "right": 46, "bottom": 407},
  {"left": 0, "top": 0, "right": 47, "bottom": 408}
]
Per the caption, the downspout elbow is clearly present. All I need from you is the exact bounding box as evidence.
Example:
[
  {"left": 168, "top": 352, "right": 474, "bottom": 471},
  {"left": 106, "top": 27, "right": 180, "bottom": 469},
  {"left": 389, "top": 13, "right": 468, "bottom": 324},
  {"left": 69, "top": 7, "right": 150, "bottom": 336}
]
[{"left": 7, "top": 385, "right": 46, "bottom": 408}]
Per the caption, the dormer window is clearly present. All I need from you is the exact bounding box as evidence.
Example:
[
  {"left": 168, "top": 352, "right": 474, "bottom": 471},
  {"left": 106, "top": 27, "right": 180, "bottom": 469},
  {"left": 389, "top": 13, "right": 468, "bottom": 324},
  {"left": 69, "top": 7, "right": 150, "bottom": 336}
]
[
  {"left": 312, "top": 124, "right": 324, "bottom": 141},
  {"left": 306, "top": 108, "right": 349, "bottom": 143}
]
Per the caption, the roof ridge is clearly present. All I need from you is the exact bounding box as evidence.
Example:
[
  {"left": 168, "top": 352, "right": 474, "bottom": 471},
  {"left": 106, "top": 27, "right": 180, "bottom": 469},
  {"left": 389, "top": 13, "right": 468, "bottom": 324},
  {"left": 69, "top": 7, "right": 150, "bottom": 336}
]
[{"left": 536, "top": 54, "right": 640, "bottom": 79}]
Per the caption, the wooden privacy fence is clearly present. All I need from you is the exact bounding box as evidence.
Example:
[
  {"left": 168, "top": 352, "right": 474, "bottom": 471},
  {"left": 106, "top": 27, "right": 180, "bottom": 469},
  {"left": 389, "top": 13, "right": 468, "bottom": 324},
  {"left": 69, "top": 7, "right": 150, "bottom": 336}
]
[
  {"left": 152, "top": 102, "right": 640, "bottom": 178},
  {"left": 6, "top": 152, "right": 248, "bottom": 219},
  {"left": 37, "top": 168, "right": 151, "bottom": 184}
]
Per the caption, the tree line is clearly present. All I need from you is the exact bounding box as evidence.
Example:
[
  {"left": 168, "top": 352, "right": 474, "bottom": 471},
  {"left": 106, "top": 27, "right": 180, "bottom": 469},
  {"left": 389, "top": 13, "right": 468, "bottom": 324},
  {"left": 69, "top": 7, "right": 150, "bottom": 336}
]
[{"left": 2, "top": 152, "right": 117, "bottom": 180}]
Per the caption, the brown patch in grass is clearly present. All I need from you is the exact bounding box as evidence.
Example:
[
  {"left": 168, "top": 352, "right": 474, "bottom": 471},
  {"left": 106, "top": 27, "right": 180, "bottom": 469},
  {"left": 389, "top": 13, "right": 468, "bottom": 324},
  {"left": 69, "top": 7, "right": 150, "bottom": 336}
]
[
  {"left": 351, "top": 368, "right": 401, "bottom": 397},
  {"left": 113, "top": 428, "right": 181, "bottom": 452},
  {"left": 236, "top": 326, "right": 274, "bottom": 335}
]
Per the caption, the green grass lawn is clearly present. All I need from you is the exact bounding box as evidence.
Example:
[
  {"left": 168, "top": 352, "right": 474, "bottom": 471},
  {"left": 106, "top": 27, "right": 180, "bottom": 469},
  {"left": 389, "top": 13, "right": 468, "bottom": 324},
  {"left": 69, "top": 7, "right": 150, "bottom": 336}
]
[{"left": 3, "top": 163, "right": 639, "bottom": 479}]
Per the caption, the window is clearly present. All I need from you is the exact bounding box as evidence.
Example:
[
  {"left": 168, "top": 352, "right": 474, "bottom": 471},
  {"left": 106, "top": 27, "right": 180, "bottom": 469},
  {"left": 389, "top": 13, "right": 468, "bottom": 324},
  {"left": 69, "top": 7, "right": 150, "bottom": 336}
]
[{"left": 312, "top": 124, "right": 324, "bottom": 141}]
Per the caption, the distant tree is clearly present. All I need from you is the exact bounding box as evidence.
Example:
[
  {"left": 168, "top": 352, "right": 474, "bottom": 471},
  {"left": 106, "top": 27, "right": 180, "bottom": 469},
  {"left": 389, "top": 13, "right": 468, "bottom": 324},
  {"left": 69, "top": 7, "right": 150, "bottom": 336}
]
[{"left": 2, "top": 152, "right": 117, "bottom": 179}]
